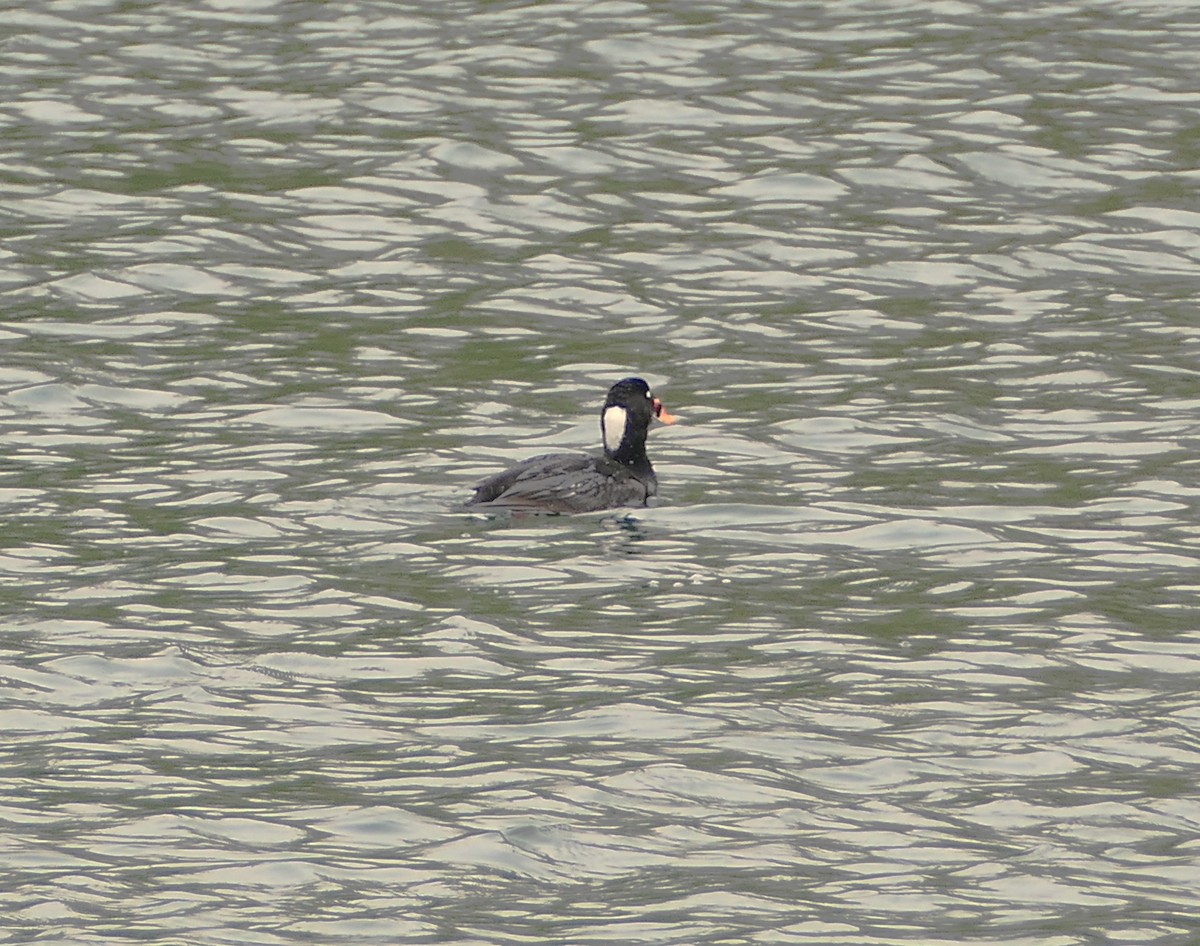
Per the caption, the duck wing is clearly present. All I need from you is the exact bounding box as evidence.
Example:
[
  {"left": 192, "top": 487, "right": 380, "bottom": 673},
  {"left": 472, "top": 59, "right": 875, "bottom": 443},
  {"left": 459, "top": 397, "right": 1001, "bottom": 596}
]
[{"left": 467, "top": 453, "right": 646, "bottom": 513}]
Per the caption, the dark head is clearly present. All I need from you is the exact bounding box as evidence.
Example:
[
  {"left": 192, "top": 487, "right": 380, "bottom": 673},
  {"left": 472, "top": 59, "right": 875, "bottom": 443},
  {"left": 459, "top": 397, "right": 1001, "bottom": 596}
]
[{"left": 600, "top": 377, "right": 676, "bottom": 464}]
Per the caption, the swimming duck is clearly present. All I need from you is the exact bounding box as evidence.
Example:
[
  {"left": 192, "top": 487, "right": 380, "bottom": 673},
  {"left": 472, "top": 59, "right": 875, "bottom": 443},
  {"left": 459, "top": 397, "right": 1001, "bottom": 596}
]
[{"left": 466, "top": 377, "right": 676, "bottom": 513}]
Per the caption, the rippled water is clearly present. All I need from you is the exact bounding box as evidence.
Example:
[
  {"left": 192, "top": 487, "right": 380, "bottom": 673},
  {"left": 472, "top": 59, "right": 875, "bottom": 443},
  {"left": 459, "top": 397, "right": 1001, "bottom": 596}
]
[{"left": 4, "top": 0, "right": 1200, "bottom": 943}]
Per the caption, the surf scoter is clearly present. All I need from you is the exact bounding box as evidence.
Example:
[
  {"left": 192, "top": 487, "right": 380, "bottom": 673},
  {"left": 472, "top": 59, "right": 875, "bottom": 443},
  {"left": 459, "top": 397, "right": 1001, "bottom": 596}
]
[{"left": 466, "top": 377, "right": 676, "bottom": 513}]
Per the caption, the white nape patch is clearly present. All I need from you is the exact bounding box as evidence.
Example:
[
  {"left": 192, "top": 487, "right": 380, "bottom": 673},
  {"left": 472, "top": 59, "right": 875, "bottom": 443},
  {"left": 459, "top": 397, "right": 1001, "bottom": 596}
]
[{"left": 602, "top": 405, "right": 628, "bottom": 453}]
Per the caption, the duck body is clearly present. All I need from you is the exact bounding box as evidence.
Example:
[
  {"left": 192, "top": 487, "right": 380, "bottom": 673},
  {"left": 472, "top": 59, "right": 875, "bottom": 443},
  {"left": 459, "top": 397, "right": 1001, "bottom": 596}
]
[
  {"left": 466, "top": 377, "right": 675, "bottom": 514},
  {"left": 467, "top": 451, "right": 655, "bottom": 513}
]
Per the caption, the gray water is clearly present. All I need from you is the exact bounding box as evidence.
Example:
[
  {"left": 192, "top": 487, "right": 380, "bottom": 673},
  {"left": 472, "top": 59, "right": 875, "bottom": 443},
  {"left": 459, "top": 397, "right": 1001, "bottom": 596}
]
[{"left": 3, "top": 1, "right": 1200, "bottom": 943}]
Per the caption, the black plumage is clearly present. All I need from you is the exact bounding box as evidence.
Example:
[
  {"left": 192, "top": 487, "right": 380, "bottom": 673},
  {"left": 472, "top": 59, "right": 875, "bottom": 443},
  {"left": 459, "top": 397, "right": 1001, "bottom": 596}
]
[{"left": 466, "top": 377, "right": 676, "bottom": 514}]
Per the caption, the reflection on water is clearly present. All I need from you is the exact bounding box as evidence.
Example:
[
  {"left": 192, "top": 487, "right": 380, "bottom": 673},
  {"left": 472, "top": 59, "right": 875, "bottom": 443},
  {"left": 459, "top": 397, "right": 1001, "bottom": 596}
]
[{"left": 3, "top": 0, "right": 1200, "bottom": 943}]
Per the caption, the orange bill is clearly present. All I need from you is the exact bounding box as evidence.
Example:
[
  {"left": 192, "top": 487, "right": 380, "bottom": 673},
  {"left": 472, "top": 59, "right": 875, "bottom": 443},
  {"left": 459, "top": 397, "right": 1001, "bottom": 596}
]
[{"left": 652, "top": 398, "right": 677, "bottom": 425}]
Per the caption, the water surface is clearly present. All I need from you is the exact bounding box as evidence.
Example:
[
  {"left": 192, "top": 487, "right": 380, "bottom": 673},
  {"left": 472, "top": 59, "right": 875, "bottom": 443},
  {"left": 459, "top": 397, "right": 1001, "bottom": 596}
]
[{"left": 3, "top": 1, "right": 1200, "bottom": 943}]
